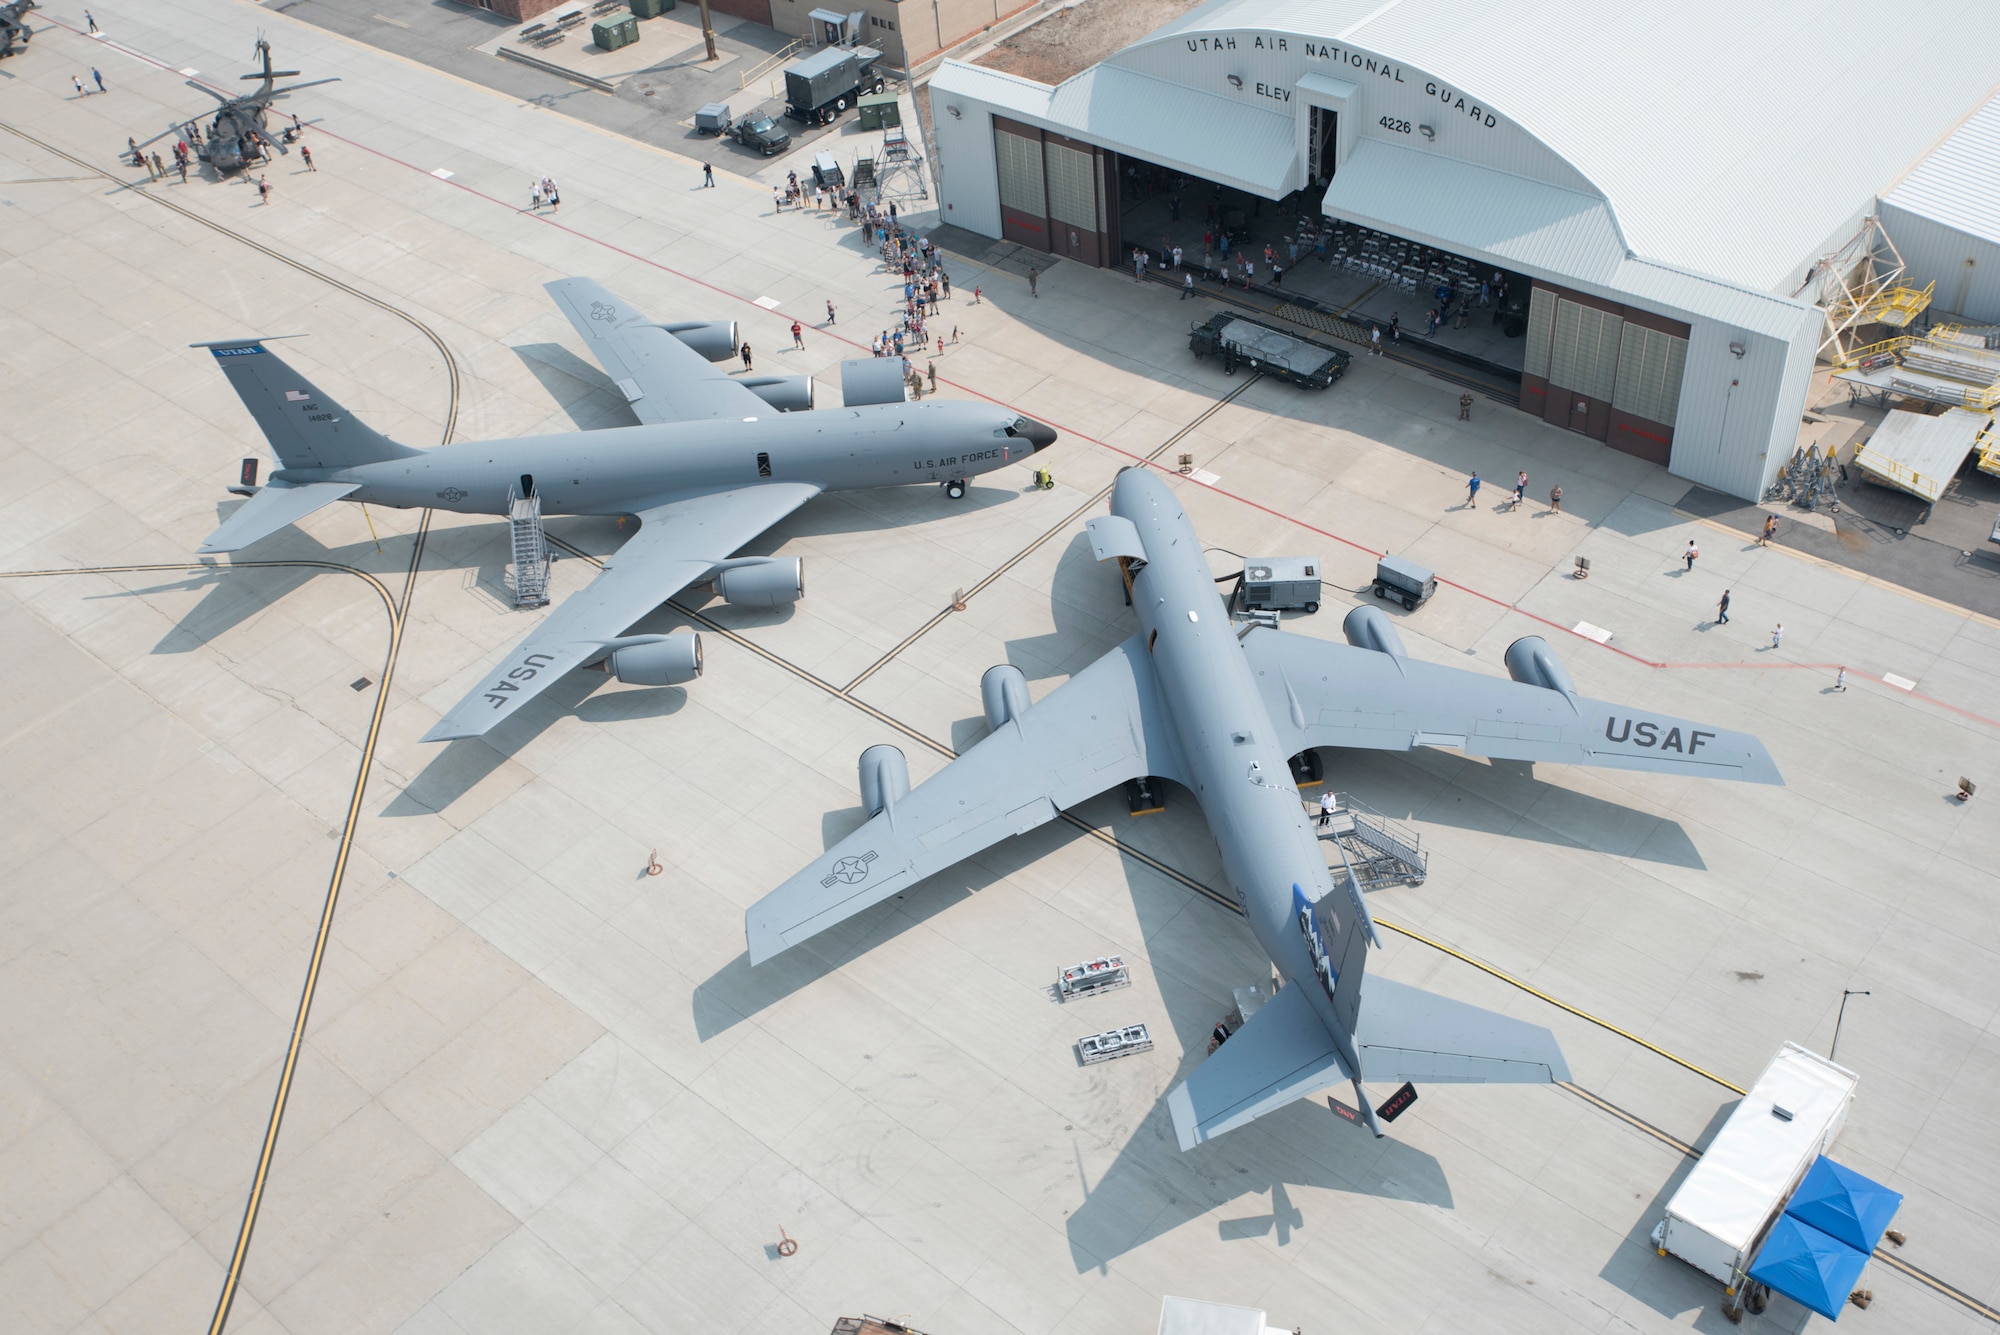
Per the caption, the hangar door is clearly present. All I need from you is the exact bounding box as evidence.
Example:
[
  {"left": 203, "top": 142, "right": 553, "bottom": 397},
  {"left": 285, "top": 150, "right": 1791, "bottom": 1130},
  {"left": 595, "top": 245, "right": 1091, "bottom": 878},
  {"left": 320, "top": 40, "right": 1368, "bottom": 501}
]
[
  {"left": 1521, "top": 283, "right": 1689, "bottom": 465},
  {"left": 993, "top": 118, "right": 1111, "bottom": 266}
]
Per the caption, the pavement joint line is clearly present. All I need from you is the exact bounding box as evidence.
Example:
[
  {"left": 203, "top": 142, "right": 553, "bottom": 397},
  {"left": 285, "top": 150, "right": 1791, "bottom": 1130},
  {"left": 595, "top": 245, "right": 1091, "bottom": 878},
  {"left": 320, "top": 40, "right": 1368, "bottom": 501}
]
[
  {"left": 20, "top": 20, "right": 1999, "bottom": 1328},
  {"left": 839, "top": 373, "right": 1264, "bottom": 695},
  {"left": 35, "top": 22, "right": 1998, "bottom": 732},
  {"left": 0, "top": 117, "right": 465, "bottom": 1334},
  {"left": 1556, "top": 1084, "right": 2000, "bottom": 1324}
]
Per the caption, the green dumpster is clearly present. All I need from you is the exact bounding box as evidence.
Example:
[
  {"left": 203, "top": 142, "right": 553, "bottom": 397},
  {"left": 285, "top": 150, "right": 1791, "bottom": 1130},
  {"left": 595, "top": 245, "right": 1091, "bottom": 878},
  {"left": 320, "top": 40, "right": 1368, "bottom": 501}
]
[
  {"left": 593, "top": 14, "right": 639, "bottom": 48},
  {"left": 629, "top": 0, "right": 672, "bottom": 18},
  {"left": 856, "top": 91, "right": 900, "bottom": 131}
]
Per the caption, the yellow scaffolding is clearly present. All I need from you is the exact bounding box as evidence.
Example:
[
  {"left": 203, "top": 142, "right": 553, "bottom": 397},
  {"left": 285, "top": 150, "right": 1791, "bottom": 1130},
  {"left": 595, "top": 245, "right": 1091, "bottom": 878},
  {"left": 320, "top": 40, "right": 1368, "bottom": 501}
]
[{"left": 1978, "top": 426, "right": 2000, "bottom": 480}]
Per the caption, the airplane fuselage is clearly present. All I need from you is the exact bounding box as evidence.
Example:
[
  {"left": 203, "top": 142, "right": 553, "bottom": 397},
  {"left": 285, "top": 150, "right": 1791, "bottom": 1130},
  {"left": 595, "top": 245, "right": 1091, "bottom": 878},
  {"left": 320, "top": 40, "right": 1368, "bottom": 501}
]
[
  {"left": 1115, "top": 469, "right": 1357, "bottom": 1064},
  {"left": 272, "top": 399, "right": 1038, "bottom": 513}
]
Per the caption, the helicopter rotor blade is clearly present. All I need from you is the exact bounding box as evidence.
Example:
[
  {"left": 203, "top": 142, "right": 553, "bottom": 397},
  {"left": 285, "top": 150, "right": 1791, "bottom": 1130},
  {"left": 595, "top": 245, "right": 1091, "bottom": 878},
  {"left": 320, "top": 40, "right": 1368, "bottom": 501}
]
[
  {"left": 186, "top": 81, "right": 232, "bottom": 103},
  {"left": 268, "top": 77, "right": 342, "bottom": 97}
]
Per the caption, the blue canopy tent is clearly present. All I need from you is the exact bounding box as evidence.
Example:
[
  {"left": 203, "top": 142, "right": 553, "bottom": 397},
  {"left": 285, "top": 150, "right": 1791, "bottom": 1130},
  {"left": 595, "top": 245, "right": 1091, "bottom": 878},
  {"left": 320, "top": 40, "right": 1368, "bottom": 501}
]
[
  {"left": 1749, "top": 1216, "right": 1872, "bottom": 1320},
  {"left": 1787, "top": 1156, "right": 1904, "bottom": 1253},
  {"left": 1747, "top": 1156, "right": 1903, "bottom": 1320}
]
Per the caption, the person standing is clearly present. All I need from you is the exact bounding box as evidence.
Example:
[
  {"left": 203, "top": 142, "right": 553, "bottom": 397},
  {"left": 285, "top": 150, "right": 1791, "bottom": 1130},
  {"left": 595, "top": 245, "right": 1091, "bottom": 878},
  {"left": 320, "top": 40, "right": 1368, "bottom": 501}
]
[
  {"left": 1458, "top": 392, "right": 1473, "bottom": 420},
  {"left": 1466, "top": 472, "right": 1482, "bottom": 506},
  {"left": 1760, "top": 513, "right": 1779, "bottom": 546},
  {"left": 1318, "top": 788, "right": 1338, "bottom": 830},
  {"left": 940, "top": 270, "right": 951, "bottom": 299},
  {"left": 1548, "top": 483, "right": 1563, "bottom": 513},
  {"left": 1026, "top": 268, "right": 1036, "bottom": 298},
  {"left": 1426, "top": 307, "right": 1439, "bottom": 337},
  {"left": 74, "top": 75, "right": 88, "bottom": 98},
  {"left": 175, "top": 151, "right": 189, "bottom": 184},
  {"left": 791, "top": 320, "right": 804, "bottom": 350},
  {"left": 702, "top": 161, "right": 714, "bottom": 187},
  {"left": 1683, "top": 539, "right": 1700, "bottom": 571},
  {"left": 1171, "top": 245, "right": 1182, "bottom": 270},
  {"left": 150, "top": 151, "right": 166, "bottom": 181},
  {"left": 1133, "top": 248, "right": 1145, "bottom": 282},
  {"left": 1370, "top": 324, "right": 1382, "bottom": 356},
  {"left": 92, "top": 67, "right": 107, "bottom": 93},
  {"left": 530, "top": 181, "right": 542, "bottom": 212},
  {"left": 544, "top": 179, "right": 559, "bottom": 213},
  {"left": 740, "top": 341, "right": 753, "bottom": 371},
  {"left": 299, "top": 143, "right": 315, "bottom": 171},
  {"left": 256, "top": 174, "right": 272, "bottom": 205},
  {"left": 1242, "top": 257, "right": 1255, "bottom": 287},
  {"left": 1717, "top": 590, "right": 1731, "bottom": 624},
  {"left": 1771, "top": 622, "right": 1784, "bottom": 649},
  {"left": 85, "top": 9, "right": 98, "bottom": 32},
  {"left": 1514, "top": 470, "right": 1529, "bottom": 509},
  {"left": 927, "top": 361, "right": 937, "bottom": 393},
  {"left": 1272, "top": 261, "right": 1283, "bottom": 286},
  {"left": 825, "top": 299, "right": 836, "bottom": 325},
  {"left": 1181, "top": 271, "right": 1194, "bottom": 300},
  {"left": 1390, "top": 312, "right": 1401, "bottom": 341}
]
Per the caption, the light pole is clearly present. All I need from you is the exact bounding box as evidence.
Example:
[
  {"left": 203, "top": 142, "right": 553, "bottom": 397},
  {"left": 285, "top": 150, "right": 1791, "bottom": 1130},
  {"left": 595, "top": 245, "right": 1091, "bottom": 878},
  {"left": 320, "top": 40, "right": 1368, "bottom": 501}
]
[{"left": 1829, "top": 989, "right": 1869, "bottom": 1062}]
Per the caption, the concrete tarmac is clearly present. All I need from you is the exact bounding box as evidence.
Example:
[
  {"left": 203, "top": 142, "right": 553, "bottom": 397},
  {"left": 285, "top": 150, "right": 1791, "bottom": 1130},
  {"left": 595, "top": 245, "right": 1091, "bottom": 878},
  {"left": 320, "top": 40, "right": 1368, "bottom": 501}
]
[{"left": 2, "top": 5, "right": 1997, "bottom": 1334}]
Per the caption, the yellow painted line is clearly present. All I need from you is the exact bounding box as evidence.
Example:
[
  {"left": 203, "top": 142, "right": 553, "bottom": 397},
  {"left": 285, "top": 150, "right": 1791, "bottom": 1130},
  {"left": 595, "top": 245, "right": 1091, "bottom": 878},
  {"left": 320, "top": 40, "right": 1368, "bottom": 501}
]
[{"left": 205, "top": 518, "right": 432, "bottom": 1335}]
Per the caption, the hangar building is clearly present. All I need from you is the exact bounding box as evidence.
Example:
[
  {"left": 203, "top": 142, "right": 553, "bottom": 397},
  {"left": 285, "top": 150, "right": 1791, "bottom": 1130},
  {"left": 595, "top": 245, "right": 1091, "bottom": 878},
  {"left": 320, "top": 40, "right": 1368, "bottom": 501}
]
[{"left": 929, "top": 0, "right": 2000, "bottom": 500}]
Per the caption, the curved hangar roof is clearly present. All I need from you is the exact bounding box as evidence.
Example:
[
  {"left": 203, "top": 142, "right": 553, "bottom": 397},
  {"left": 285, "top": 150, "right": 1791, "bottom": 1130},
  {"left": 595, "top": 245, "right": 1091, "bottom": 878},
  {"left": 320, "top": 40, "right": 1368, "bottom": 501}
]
[{"left": 1001, "top": 0, "right": 2000, "bottom": 295}]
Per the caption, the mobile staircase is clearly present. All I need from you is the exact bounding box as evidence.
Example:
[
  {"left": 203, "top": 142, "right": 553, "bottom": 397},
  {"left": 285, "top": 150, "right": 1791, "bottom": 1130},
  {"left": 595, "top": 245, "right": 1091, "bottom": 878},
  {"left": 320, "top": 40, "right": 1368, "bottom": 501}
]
[
  {"left": 1309, "top": 790, "right": 1427, "bottom": 889},
  {"left": 508, "top": 484, "right": 552, "bottom": 608}
]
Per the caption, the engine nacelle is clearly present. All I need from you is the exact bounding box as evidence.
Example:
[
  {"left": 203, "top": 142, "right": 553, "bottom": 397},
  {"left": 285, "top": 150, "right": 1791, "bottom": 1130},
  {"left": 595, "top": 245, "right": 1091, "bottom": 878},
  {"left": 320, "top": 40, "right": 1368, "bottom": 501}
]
[
  {"left": 740, "top": 374, "right": 816, "bottom": 412},
  {"left": 1504, "top": 636, "right": 1577, "bottom": 697},
  {"left": 657, "top": 320, "right": 739, "bottom": 363},
  {"left": 840, "top": 357, "right": 909, "bottom": 407},
  {"left": 981, "top": 664, "right": 1030, "bottom": 731},
  {"left": 858, "top": 743, "right": 909, "bottom": 818},
  {"left": 715, "top": 557, "right": 804, "bottom": 607},
  {"left": 1342, "top": 604, "right": 1408, "bottom": 659},
  {"left": 608, "top": 631, "right": 703, "bottom": 686}
]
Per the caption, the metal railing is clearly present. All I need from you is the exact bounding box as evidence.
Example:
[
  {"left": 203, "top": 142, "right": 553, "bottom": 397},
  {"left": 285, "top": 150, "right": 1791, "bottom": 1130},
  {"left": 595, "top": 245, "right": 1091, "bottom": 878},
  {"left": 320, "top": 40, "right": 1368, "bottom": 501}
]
[{"left": 739, "top": 36, "right": 806, "bottom": 89}]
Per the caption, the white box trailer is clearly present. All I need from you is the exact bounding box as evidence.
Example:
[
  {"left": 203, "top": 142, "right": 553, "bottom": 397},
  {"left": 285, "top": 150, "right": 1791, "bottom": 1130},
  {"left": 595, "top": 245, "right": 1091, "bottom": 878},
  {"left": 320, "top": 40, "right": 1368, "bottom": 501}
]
[{"left": 1654, "top": 1042, "right": 1858, "bottom": 1293}]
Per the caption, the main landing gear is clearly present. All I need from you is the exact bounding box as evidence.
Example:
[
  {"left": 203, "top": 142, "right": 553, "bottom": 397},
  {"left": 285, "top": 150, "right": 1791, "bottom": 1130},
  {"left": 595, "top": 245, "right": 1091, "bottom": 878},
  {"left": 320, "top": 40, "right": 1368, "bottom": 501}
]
[{"left": 943, "top": 478, "right": 967, "bottom": 499}]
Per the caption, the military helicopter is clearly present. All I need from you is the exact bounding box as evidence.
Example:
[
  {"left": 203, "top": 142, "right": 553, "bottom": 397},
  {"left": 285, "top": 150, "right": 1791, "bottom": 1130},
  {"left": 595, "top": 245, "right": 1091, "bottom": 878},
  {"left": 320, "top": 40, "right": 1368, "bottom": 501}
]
[
  {"left": 191, "top": 38, "right": 338, "bottom": 173},
  {"left": 0, "top": 0, "right": 39, "bottom": 59}
]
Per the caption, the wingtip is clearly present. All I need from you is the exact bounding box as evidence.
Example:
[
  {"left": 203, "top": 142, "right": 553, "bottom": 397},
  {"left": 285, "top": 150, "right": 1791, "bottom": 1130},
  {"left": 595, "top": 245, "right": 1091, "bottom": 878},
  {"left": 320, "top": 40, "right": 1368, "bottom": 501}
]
[{"left": 1166, "top": 1082, "right": 1200, "bottom": 1152}]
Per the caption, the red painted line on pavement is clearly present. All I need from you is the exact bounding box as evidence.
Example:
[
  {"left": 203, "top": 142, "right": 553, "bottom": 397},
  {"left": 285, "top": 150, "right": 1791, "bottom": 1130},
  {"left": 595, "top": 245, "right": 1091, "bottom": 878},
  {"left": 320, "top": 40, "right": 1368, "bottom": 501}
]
[{"left": 54, "top": 16, "right": 2000, "bottom": 733}]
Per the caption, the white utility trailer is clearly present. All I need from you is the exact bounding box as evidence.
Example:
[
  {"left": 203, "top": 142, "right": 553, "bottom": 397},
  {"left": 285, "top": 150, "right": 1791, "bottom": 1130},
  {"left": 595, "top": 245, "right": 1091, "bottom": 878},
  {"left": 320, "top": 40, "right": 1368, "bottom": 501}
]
[{"left": 1652, "top": 1042, "right": 1858, "bottom": 1295}]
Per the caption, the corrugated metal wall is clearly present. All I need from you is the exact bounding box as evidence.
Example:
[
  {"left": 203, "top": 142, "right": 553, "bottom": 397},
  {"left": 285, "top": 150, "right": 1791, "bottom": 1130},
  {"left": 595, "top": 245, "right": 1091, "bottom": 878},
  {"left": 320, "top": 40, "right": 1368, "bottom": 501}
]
[
  {"left": 1667, "top": 304, "right": 1820, "bottom": 499},
  {"left": 1880, "top": 202, "right": 2000, "bottom": 324},
  {"left": 931, "top": 92, "right": 1003, "bottom": 237}
]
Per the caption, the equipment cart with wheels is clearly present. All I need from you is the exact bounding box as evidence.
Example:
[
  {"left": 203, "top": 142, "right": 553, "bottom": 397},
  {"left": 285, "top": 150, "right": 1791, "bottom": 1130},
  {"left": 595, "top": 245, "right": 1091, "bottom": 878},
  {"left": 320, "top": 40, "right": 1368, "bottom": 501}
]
[
  {"left": 1189, "top": 312, "right": 1351, "bottom": 388},
  {"left": 1372, "top": 554, "right": 1436, "bottom": 610}
]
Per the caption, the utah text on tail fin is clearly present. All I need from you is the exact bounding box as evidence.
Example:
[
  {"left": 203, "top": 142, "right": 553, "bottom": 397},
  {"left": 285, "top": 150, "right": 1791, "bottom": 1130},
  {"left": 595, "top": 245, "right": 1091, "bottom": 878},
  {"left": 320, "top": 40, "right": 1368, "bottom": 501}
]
[{"left": 194, "top": 337, "right": 420, "bottom": 472}]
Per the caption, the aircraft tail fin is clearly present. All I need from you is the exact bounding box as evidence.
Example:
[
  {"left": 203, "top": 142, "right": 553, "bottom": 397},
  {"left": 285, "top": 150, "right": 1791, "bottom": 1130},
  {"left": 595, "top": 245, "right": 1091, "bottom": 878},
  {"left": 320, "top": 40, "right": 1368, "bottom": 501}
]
[
  {"left": 199, "top": 478, "right": 359, "bottom": 553},
  {"left": 1167, "top": 982, "right": 1349, "bottom": 1150},
  {"left": 1354, "top": 976, "right": 1571, "bottom": 1086},
  {"left": 195, "top": 338, "right": 421, "bottom": 471}
]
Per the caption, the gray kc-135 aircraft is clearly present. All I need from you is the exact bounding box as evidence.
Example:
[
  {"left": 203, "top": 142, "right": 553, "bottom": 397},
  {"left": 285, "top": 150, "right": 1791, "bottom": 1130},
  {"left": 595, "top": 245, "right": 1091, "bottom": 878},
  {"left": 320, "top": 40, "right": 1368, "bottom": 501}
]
[
  {"left": 749, "top": 467, "right": 1781, "bottom": 1148},
  {"left": 195, "top": 277, "right": 1055, "bottom": 741}
]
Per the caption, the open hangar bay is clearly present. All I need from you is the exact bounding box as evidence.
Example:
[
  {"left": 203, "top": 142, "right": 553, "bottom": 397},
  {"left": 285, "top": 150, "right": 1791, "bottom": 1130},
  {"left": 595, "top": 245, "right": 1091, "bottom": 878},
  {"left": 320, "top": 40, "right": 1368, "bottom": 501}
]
[{"left": 0, "top": 1, "right": 1997, "bottom": 1333}]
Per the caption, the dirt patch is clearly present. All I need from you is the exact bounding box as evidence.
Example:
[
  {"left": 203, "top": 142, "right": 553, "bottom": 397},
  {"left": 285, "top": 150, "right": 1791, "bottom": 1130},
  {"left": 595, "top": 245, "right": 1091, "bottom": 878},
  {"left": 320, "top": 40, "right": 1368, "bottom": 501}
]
[{"left": 973, "top": 0, "right": 1204, "bottom": 86}]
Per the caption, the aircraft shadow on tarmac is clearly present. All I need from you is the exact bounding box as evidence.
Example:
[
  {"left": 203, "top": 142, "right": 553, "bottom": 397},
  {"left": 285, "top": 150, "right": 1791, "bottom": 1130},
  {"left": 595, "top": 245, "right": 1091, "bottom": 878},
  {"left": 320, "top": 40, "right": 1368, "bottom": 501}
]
[{"left": 514, "top": 343, "right": 645, "bottom": 432}]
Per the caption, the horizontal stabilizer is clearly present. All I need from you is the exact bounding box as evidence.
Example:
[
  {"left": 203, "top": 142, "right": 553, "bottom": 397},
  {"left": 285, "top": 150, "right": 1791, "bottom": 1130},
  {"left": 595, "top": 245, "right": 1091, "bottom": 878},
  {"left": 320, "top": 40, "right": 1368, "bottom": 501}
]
[
  {"left": 1355, "top": 976, "right": 1570, "bottom": 1085},
  {"left": 1167, "top": 983, "right": 1349, "bottom": 1151},
  {"left": 199, "top": 479, "right": 359, "bottom": 553}
]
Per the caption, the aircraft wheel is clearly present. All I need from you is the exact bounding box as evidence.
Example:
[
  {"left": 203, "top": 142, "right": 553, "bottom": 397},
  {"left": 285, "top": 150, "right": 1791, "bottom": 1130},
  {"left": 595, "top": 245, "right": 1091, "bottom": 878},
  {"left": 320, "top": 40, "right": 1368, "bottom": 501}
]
[{"left": 945, "top": 479, "right": 966, "bottom": 499}]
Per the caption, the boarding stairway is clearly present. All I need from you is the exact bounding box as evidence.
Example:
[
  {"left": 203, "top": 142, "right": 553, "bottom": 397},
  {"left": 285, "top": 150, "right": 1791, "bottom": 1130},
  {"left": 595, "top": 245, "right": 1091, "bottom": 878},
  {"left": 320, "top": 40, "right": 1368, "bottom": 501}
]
[
  {"left": 1308, "top": 791, "right": 1428, "bottom": 889},
  {"left": 508, "top": 486, "right": 551, "bottom": 608}
]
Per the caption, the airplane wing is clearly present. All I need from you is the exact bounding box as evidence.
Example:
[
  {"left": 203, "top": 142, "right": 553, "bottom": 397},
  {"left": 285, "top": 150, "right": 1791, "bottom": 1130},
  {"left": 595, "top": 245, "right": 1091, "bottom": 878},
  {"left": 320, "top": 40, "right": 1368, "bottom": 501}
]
[
  {"left": 1355, "top": 976, "right": 1570, "bottom": 1085},
  {"left": 1241, "top": 629, "right": 1782, "bottom": 783},
  {"left": 421, "top": 482, "right": 820, "bottom": 742},
  {"left": 545, "top": 277, "right": 763, "bottom": 426},
  {"left": 745, "top": 635, "right": 1189, "bottom": 964}
]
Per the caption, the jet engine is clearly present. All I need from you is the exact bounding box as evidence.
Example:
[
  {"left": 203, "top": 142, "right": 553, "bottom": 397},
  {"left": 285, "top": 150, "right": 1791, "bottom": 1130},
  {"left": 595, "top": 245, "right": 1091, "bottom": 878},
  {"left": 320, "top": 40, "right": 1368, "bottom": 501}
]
[
  {"left": 1503, "top": 636, "right": 1577, "bottom": 697},
  {"left": 607, "top": 631, "right": 703, "bottom": 686},
  {"left": 740, "top": 374, "right": 816, "bottom": 413},
  {"left": 658, "top": 320, "right": 739, "bottom": 363},
  {"left": 715, "top": 557, "right": 804, "bottom": 607},
  {"left": 1342, "top": 604, "right": 1408, "bottom": 659},
  {"left": 840, "top": 357, "right": 911, "bottom": 407},
  {"left": 858, "top": 744, "right": 909, "bottom": 817},
  {"left": 981, "top": 664, "right": 1030, "bottom": 731}
]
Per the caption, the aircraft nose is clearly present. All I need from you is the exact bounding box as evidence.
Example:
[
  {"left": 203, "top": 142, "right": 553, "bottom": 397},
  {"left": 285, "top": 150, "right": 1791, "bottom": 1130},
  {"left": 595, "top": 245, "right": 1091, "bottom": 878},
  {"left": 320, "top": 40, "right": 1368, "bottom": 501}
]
[{"left": 1019, "top": 417, "right": 1057, "bottom": 452}]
